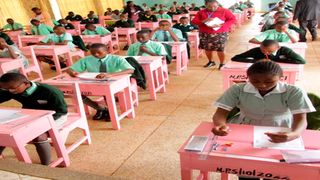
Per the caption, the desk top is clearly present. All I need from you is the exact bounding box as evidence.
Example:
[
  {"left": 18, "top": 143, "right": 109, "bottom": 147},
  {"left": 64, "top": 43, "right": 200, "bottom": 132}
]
[
  {"left": 222, "top": 61, "right": 302, "bottom": 70},
  {"left": 46, "top": 73, "right": 130, "bottom": 84}
]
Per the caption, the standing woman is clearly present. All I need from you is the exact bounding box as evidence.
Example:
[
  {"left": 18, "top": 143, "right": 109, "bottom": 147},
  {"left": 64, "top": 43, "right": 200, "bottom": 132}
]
[
  {"left": 192, "top": 0, "right": 236, "bottom": 69},
  {"left": 123, "top": 1, "right": 144, "bottom": 22}
]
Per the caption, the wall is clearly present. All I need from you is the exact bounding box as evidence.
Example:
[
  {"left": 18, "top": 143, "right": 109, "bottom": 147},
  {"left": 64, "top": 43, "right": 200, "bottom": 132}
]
[{"left": 261, "top": 0, "right": 297, "bottom": 11}]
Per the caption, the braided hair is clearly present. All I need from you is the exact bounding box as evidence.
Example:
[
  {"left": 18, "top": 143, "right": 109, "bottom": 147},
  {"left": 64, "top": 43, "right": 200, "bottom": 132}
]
[{"left": 247, "top": 61, "right": 283, "bottom": 77}]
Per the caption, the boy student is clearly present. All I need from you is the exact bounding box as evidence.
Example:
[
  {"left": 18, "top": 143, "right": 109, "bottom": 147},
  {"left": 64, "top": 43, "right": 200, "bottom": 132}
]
[
  {"left": 67, "top": 43, "right": 134, "bottom": 120},
  {"left": 137, "top": 10, "right": 158, "bottom": 22},
  {"left": 81, "top": 14, "right": 99, "bottom": 24},
  {"left": 173, "top": 17, "right": 198, "bottom": 40},
  {"left": 58, "top": 19, "right": 75, "bottom": 29},
  {"left": 264, "top": 17, "right": 304, "bottom": 37},
  {"left": 114, "top": 13, "right": 134, "bottom": 28},
  {"left": 82, "top": 23, "right": 111, "bottom": 36},
  {"left": 249, "top": 21, "right": 298, "bottom": 44},
  {"left": 0, "top": 38, "right": 29, "bottom": 68},
  {"left": 65, "top": 11, "right": 83, "bottom": 21},
  {"left": 151, "top": 20, "right": 185, "bottom": 42},
  {"left": 156, "top": 10, "right": 172, "bottom": 20},
  {"left": 189, "top": 3, "right": 200, "bottom": 11},
  {"left": 30, "top": 19, "right": 53, "bottom": 35},
  {"left": 127, "top": 30, "right": 167, "bottom": 56},
  {"left": 104, "top": 8, "right": 113, "bottom": 16},
  {"left": 111, "top": 10, "right": 121, "bottom": 20},
  {"left": 0, "top": 73, "right": 68, "bottom": 165},
  {"left": 231, "top": 40, "right": 305, "bottom": 64},
  {"left": 1, "top": 18, "right": 23, "bottom": 31}
]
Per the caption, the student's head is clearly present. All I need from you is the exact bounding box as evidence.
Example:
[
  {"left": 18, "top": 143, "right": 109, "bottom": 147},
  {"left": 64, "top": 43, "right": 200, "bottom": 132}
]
[
  {"left": 85, "top": 23, "right": 96, "bottom": 31},
  {"left": 68, "top": 11, "right": 74, "bottom": 16},
  {"left": 87, "top": 14, "right": 94, "bottom": 19},
  {"left": 260, "top": 40, "right": 280, "bottom": 55},
  {"left": 0, "top": 38, "right": 8, "bottom": 49},
  {"left": 0, "top": 73, "right": 30, "bottom": 94},
  {"left": 30, "top": 19, "right": 40, "bottom": 26},
  {"left": 127, "top": 1, "right": 134, "bottom": 7},
  {"left": 6, "top": 18, "right": 14, "bottom": 25},
  {"left": 159, "top": 4, "right": 164, "bottom": 8},
  {"left": 107, "top": 8, "right": 112, "bottom": 12},
  {"left": 53, "top": 26, "right": 66, "bottom": 35},
  {"left": 191, "top": 3, "right": 196, "bottom": 7},
  {"left": 154, "top": 4, "right": 158, "bottom": 7},
  {"left": 173, "top": 1, "right": 177, "bottom": 5},
  {"left": 145, "top": 10, "right": 153, "bottom": 16},
  {"left": 136, "top": 30, "right": 151, "bottom": 43},
  {"left": 142, "top": 3, "right": 147, "bottom": 7},
  {"left": 58, "top": 19, "right": 68, "bottom": 25},
  {"left": 120, "top": 13, "right": 128, "bottom": 21},
  {"left": 273, "top": 11, "right": 285, "bottom": 20},
  {"left": 247, "top": 61, "right": 283, "bottom": 92},
  {"left": 159, "top": 10, "right": 165, "bottom": 14},
  {"left": 205, "top": 0, "right": 219, "bottom": 11},
  {"left": 31, "top": 7, "right": 41, "bottom": 15},
  {"left": 275, "top": 20, "right": 288, "bottom": 32},
  {"left": 179, "top": 17, "right": 189, "bottom": 26},
  {"left": 113, "top": 10, "right": 120, "bottom": 15},
  {"left": 89, "top": 11, "right": 95, "bottom": 15},
  {"left": 89, "top": 43, "right": 108, "bottom": 59},
  {"left": 183, "top": 2, "right": 187, "bottom": 5},
  {"left": 239, "top": 1, "right": 243, "bottom": 4},
  {"left": 159, "top": 20, "right": 171, "bottom": 29}
]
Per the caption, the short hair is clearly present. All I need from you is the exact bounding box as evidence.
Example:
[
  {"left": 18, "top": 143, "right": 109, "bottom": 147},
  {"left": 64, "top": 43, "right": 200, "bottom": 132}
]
[
  {"left": 137, "top": 29, "right": 151, "bottom": 36},
  {"left": 90, "top": 43, "right": 108, "bottom": 50},
  {"left": 31, "top": 7, "right": 40, "bottom": 11},
  {"left": 247, "top": 61, "right": 283, "bottom": 77},
  {"left": 85, "top": 23, "right": 94, "bottom": 29},
  {"left": 127, "top": 1, "right": 133, "bottom": 5},
  {"left": 0, "top": 73, "right": 28, "bottom": 84},
  {"left": 275, "top": 20, "right": 288, "bottom": 26},
  {"left": 6, "top": 18, "right": 13, "bottom": 21},
  {"left": 261, "top": 40, "right": 279, "bottom": 47},
  {"left": 274, "top": 11, "right": 285, "bottom": 16},
  {"left": 205, "top": 0, "right": 218, "bottom": 3},
  {"left": 53, "top": 25, "right": 64, "bottom": 30},
  {"left": 30, "top": 19, "right": 40, "bottom": 24},
  {"left": 68, "top": 11, "right": 74, "bottom": 14},
  {"left": 179, "top": 17, "right": 189, "bottom": 21},
  {"left": 159, "top": 20, "right": 170, "bottom": 24}
]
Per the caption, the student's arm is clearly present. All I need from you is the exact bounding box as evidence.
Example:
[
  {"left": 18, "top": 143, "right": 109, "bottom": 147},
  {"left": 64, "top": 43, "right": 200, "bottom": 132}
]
[
  {"left": 47, "top": 88, "right": 68, "bottom": 120},
  {"left": 47, "top": 25, "right": 54, "bottom": 33},
  {"left": 191, "top": 11, "right": 204, "bottom": 26},
  {"left": 212, "top": 108, "right": 231, "bottom": 136},
  {"left": 56, "top": 33, "right": 73, "bottom": 45},
  {"left": 285, "top": 30, "right": 298, "bottom": 43},
  {"left": 279, "top": 47, "right": 306, "bottom": 64},
  {"left": 101, "top": 27, "right": 111, "bottom": 35},
  {"left": 66, "top": 58, "right": 86, "bottom": 77},
  {"left": 140, "top": 45, "right": 158, "bottom": 56},
  {"left": 249, "top": 31, "right": 267, "bottom": 44},
  {"left": 0, "top": 89, "right": 13, "bottom": 103},
  {"left": 15, "top": 23, "right": 23, "bottom": 31},
  {"left": 248, "top": 38, "right": 262, "bottom": 44},
  {"left": 96, "top": 57, "right": 135, "bottom": 79},
  {"left": 40, "top": 35, "right": 54, "bottom": 45},
  {"left": 231, "top": 48, "right": 259, "bottom": 62},
  {"left": 0, "top": 42, "right": 19, "bottom": 59}
]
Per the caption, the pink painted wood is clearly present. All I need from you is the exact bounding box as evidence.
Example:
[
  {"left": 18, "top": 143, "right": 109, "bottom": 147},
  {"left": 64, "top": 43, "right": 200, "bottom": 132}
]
[
  {"left": 220, "top": 61, "right": 301, "bottom": 90},
  {"left": 69, "top": 21, "right": 81, "bottom": 32},
  {"left": 173, "top": 14, "right": 190, "bottom": 22},
  {"left": 110, "top": 29, "right": 120, "bottom": 54},
  {"left": 0, "top": 108, "right": 70, "bottom": 167},
  {"left": 31, "top": 45, "right": 73, "bottom": 75},
  {"left": 81, "top": 34, "right": 113, "bottom": 54},
  {"left": 163, "top": 42, "right": 189, "bottom": 75},
  {"left": 115, "top": 28, "right": 137, "bottom": 46},
  {"left": 187, "top": 32, "right": 203, "bottom": 61},
  {"left": 178, "top": 122, "right": 320, "bottom": 180},
  {"left": 79, "top": 24, "right": 101, "bottom": 31},
  {"left": 19, "top": 35, "right": 46, "bottom": 47},
  {"left": 136, "top": 56, "right": 166, "bottom": 100},
  {"left": 20, "top": 46, "right": 43, "bottom": 81},
  {"left": 6, "top": 31, "right": 24, "bottom": 47},
  {"left": 99, "top": 15, "right": 112, "bottom": 27},
  {"left": 45, "top": 82, "right": 91, "bottom": 154},
  {"left": 46, "top": 74, "right": 135, "bottom": 130},
  {"left": 0, "top": 58, "right": 26, "bottom": 75},
  {"left": 189, "top": 11, "right": 198, "bottom": 20},
  {"left": 233, "top": 13, "right": 242, "bottom": 28},
  {"left": 135, "top": 22, "right": 158, "bottom": 31},
  {"left": 66, "top": 29, "right": 80, "bottom": 36}
]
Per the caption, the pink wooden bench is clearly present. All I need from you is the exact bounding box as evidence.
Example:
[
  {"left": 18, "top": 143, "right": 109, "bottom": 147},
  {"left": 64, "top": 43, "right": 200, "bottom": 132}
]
[
  {"left": 81, "top": 34, "right": 113, "bottom": 53},
  {"left": 69, "top": 21, "right": 81, "bottom": 32},
  {"left": 135, "top": 22, "right": 158, "bottom": 31},
  {"left": 220, "top": 61, "right": 301, "bottom": 90},
  {"left": 0, "top": 58, "right": 26, "bottom": 75},
  {"left": 115, "top": 27, "right": 137, "bottom": 46},
  {"left": 162, "top": 42, "right": 189, "bottom": 75},
  {"left": 0, "top": 108, "right": 70, "bottom": 167},
  {"left": 20, "top": 46, "right": 43, "bottom": 81},
  {"left": 187, "top": 32, "right": 203, "bottom": 61},
  {"left": 178, "top": 122, "right": 320, "bottom": 180},
  {"left": 173, "top": 14, "right": 190, "bottom": 22},
  {"left": 19, "top": 35, "right": 46, "bottom": 47}
]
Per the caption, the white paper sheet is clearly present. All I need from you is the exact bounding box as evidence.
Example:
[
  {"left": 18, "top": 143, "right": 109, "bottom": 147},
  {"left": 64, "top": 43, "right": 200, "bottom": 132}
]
[
  {"left": 205, "top": 17, "right": 225, "bottom": 31},
  {"left": 78, "top": 73, "right": 110, "bottom": 81},
  {"left": 0, "top": 109, "right": 27, "bottom": 124},
  {"left": 281, "top": 150, "right": 320, "bottom": 163},
  {"left": 184, "top": 135, "right": 209, "bottom": 152},
  {"left": 253, "top": 126, "right": 305, "bottom": 150}
]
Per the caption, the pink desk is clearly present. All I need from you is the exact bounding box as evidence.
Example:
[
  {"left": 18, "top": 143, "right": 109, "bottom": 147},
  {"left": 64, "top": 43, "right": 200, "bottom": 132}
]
[
  {"left": 220, "top": 61, "right": 301, "bottom": 90},
  {"left": 20, "top": 35, "right": 45, "bottom": 47},
  {"left": 99, "top": 15, "right": 112, "bottom": 27},
  {"left": 0, "top": 108, "right": 70, "bottom": 167},
  {"left": 6, "top": 31, "right": 23, "bottom": 47},
  {"left": 32, "top": 45, "right": 73, "bottom": 75},
  {"left": 189, "top": 11, "right": 198, "bottom": 20},
  {"left": 135, "top": 22, "right": 158, "bottom": 31},
  {"left": 46, "top": 74, "right": 135, "bottom": 130},
  {"left": 0, "top": 58, "right": 26, "bottom": 75},
  {"left": 69, "top": 21, "right": 81, "bottom": 32},
  {"left": 178, "top": 122, "right": 320, "bottom": 180},
  {"left": 81, "top": 34, "right": 113, "bottom": 53},
  {"left": 162, "top": 42, "right": 189, "bottom": 75},
  {"left": 115, "top": 28, "right": 137, "bottom": 46},
  {"left": 66, "top": 29, "right": 80, "bottom": 36},
  {"left": 187, "top": 32, "right": 202, "bottom": 61},
  {"left": 173, "top": 14, "right": 190, "bottom": 22}
]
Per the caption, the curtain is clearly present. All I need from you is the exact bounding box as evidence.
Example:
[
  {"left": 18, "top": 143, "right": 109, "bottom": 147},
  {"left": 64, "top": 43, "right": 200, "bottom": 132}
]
[{"left": 0, "top": 0, "right": 30, "bottom": 26}]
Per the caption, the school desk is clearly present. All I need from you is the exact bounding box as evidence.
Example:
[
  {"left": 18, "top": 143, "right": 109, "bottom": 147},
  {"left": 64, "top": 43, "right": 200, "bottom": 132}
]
[
  {"left": 189, "top": 11, "right": 198, "bottom": 20},
  {"left": 172, "top": 14, "right": 190, "bottom": 22},
  {"left": 161, "top": 41, "right": 189, "bottom": 76},
  {"left": 187, "top": 32, "right": 203, "bottom": 61},
  {"left": 69, "top": 21, "right": 81, "bottom": 32},
  {"left": 135, "top": 22, "right": 158, "bottom": 31},
  {"left": 81, "top": 34, "right": 113, "bottom": 53},
  {"left": 178, "top": 122, "right": 320, "bottom": 180},
  {"left": 19, "top": 35, "right": 46, "bottom": 47},
  {"left": 0, "top": 58, "right": 26, "bottom": 75},
  {"left": 99, "top": 15, "right": 112, "bottom": 27},
  {"left": 66, "top": 29, "right": 80, "bottom": 36},
  {"left": 6, "top": 31, "right": 24, "bottom": 47},
  {"left": 221, "top": 61, "right": 301, "bottom": 90},
  {"left": 115, "top": 28, "right": 137, "bottom": 46},
  {"left": 31, "top": 45, "right": 73, "bottom": 75},
  {"left": 0, "top": 108, "right": 70, "bottom": 167},
  {"left": 45, "top": 74, "right": 135, "bottom": 130}
]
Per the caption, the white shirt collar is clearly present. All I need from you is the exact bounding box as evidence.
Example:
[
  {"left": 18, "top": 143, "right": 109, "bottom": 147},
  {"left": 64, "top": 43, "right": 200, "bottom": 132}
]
[{"left": 244, "top": 82, "right": 287, "bottom": 98}]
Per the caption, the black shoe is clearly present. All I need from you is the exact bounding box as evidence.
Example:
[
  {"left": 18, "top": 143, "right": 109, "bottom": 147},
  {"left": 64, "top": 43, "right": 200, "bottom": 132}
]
[
  {"left": 50, "top": 62, "right": 67, "bottom": 70},
  {"left": 123, "top": 45, "right": 129, "bottom": 50},
  {"left": 312, "top": 37, "right": 318, "bottom": 41},
  {"left": 218, "top": 64, "right": 225, "bottom": 70},
  {"left": 92, "top": 109, "right": 108, "bottom": 120},
  {"left": 203, "top": 61, "right": 216, "bottom": 68}
]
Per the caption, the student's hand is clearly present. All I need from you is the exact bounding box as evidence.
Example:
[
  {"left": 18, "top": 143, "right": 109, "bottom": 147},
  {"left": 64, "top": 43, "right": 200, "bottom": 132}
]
[
  {"left": 96, "top": 73, "right": 113, "bottom": 79},
  {"left": 265, "top": 131, "right": 299, "bottom": 143},
  {"left": 68, "top": 70, "right": 79, "bottom": 77},
  {"left": 47, "top": 40, "right": 54, "bottom": 45},
  {"left": 211, "top": 124, "right": 230, "bottom": 136},
  {"left": 139, "top": 46, "right": 148, "bottom": 52},
  {"left": 0, "top": 41, "right": 9, "bottom": 48}
]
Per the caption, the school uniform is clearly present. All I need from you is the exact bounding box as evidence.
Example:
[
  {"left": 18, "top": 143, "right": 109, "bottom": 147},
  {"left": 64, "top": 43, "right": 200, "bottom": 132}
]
[
  {"left": 0, "top": 45, "right": 29, "bottom": 67},
  {"left": 254, "top": 29, "right": 298, "bottom": 43},
  {"left": 155, "top": 14, "right": 172, "bottom": 20},
  {"left": 41, "top": 33, "right": 76, "bottom": 50},
  {"left": 238, "top": 4, "right": 248, "bottom": 10},
  {"left": 81, "top": 18, "right": 99, "bottom": 24},
  {"left": 264, "top": 24, "right": 305, "bottom": 36},
  {"left": 172, "top": 23, "right": 198, "bottom": 40},
  {"left": 82, "top": 26, "right": 111, "bottom": 35},
  {"left": 3, "top": 23, "right": 23, "bottom": 31},
  {"left": 65, "top": 14, "right": 83, "bottom": 21},
  {"left": 127, "top": 40, "right": 167, "bottom": 56},
  {"left": 152, "top": 28, "right": 185, "bottom": 42},
  {"left": 189, "top": 7, "right": 201, "bottom": 11},
  {"left": 59, "top": 23, "right": 75, "bottom": 29},
  {"left": 137, "top": 15, "right": 158, "bottom": 22},
  {"left": 0, "top": 32, "right": 14, "bottom": 45},
  {"left": 215, "top": 82, "right": 315, "bottom": 127},
  {"left": 31, "top": 24, "right": 53, "bottom": 35},
  {"left": 111, "top": 14, "right": 120, "bottom": 20},
  {"left": 114, "top": 20, "right": 134, "bottom": 28},
  {"left": 231, "top": 46, "right": 306, "bottom": 64}
]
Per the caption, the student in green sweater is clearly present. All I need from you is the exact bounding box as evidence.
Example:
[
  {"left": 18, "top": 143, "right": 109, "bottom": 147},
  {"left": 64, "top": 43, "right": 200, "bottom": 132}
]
[
  {"left": 0, "top": 73, "right": 68, "bottom": 165},
  {"left": 231, "top": 40, "right": 305, "bottom": 64}
]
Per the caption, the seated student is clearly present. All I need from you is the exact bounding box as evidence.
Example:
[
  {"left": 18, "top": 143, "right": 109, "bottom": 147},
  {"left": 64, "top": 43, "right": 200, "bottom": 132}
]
[
  {"left": 159, "top": 4, "right": 169, "bottom": 12},
  {"left": 66, "top": 43, "right": 134, "bottom": 120},
  {"left": 0, "top": 38, "right": 29, "bottom": 68},
  {"left": 65, "top": 11, "right": 83, "bottom": 21},
  {"left": 156, "top": 10, "right": 172, "bottom": 20},
  {"left": 249, "top": 21, "right": 298, "bottom": 44},
  {"left": 0, "top": 32, "right": 15, "bottom": 45},
  {"left": 58, "top": 19, "right": 75, "bottom": 29},
  {"left": 111, "top": 10, "right": 121, "bottom": 20},
  {"left": 173, "top": 17, "right": 198, "bottom": 40},
  {"left": 127, "top": 30, "right": 167, "bottom": 56},
  {"left": 263, "top": 17, "right": 304, "bottom": 37},
  {"left": 151, "top": 20, "right": 184, "bottom": 42},
  {"left": 212, "top": 61, "right": 315, "bottom": 180},
  {"left": 137, "top": 10, "right": 158, "bottom": 22},
  {"left": 237, "top": 1, "right": 248, "bottom": 10},
  {"left": 1, "top": 18, "right": 23, "bottom": 31},
  {"left": 142, "top": 3, "right": 150, "bottom": 11},
  {"left": 260, "top": 11, "right": 289, "bottom": 31},
  {"left": 114, "top": 13, "right": 134, "bottom": 28},
  {"left": 82, "top": 23, "right": 111, "bottom": 36},
  {"left": 30, "top": 19, "right": 53, "bottom": 35},
  {"left": 151, "top": 4, "right": 159, "bottom": 12},
  {"left": 189, "top": 3, "right": 200, "bottom": 11},
  {"left": 0, "top": 73, "right": 68, "bottom": 165},
  {"left": 88, "top": 11, "right": 98, "bottom": 19},
  {"left": 231, "top": 40, "right": 305, "bottom": 64},
  {"left": 229, "top": 5, "right": 243, "bottom": 13},
  {"left": 167, "top": 6, "right": 182, "bottom": 17},
  {"left": 81, "top": 14, "right": 99, "bottom": 24},
  {"left": 104, "top": 8, "right": 113, "bottom": 16}
]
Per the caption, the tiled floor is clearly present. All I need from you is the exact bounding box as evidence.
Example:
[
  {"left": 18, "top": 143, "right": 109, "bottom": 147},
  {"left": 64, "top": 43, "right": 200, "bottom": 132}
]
[
  {"left": 1, "top": 14, "right": 320, "bottom": 180},
  {"left": 0, "top": 170, "right": 48, "bottom": 180}
]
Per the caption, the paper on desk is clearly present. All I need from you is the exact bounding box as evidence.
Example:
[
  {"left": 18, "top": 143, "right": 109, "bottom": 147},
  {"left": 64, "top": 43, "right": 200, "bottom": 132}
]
[
  {"left": 78, "top": 73, "right": 111, "bottom": 81},
  {"left": 184, "top": 135, "right": 209, "bottom": 152},
  {"left": 253, "top": 126, "right": 305, "bottom": 150},
  {"left": 281, "top": 150, "right": 320, "bottom": 163},
  {"left": 205, "top": 17, "right": 225, "bottom": 31},
  {"left": 0, "top": 109, "right": 27, "bottom": 124}
]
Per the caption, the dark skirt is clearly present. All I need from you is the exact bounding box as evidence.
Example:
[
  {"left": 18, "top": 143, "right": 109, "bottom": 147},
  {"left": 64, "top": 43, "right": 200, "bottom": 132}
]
[{"left": 199, "top": 32, "right": 228, "bottom": 51}]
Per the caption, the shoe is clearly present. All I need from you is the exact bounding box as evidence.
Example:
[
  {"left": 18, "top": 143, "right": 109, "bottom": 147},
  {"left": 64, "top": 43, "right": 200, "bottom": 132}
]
[
  {"left": 92, "top": 109, "right": 108, "bottom": 120},
  {"left": 50, "top": 62, "right": 67, "bottom": 70},
  {"left": 312, "top": 37, "right": 318, "bottom": 41},
  {"left": 218, "top": 64, "right": 225, "bottom": 70},
  {"left": 203, "top": 61, "right": 216, "bottom": 68},
  {"left": 123, "top": 45, "right": 129, "bottom": 50}
]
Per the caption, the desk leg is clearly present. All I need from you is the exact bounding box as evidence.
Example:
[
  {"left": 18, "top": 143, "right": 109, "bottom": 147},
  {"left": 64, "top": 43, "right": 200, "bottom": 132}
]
[
  {"left": 176, "top": 48, "right": 182, "bottom": 76},
  {"left": 52, "top": 54, "right": 62, "bottom": 75},
  {"left": 145, "top": 66, "right": 157, "bottom": 100},
  {"left": 124, "top": 86, "right": 135, "bottom": 118},
  {"left": 181, "top": 169, "right": 193, "bottom": 180},
  {"left": 12, "top": 144, "right": 32, "bottom": 164},
  {"left": 183, "top": 49, "right": 188, "bottom": 71},
  {"left": 108, "top": 41, "right": 113, "bottom": 54},
  {"left": 158, "top": 66, "right": 166, "bottom": 93},
  {"left": 221, "top": 172, "right": 230, "bottom": 180},
  {"left": 65, "top": 52, "right": 73, "bottom": 66},
  {"left": 127, "top": 34, "right": 132, "bottom": 46},
  {"left": 199, "top": 171, "right": 209, "bottom": 180}
]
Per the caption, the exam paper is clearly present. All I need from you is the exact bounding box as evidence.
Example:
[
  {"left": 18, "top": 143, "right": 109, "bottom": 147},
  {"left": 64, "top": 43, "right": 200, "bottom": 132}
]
[
  {"left": 205, "top": 17, "right": 225, "bottom": 31},
  {"left": 281, "top": 150, "right": 320, "bottom": 163},
  {"left": 0, "top": 109, "right": 27, "bottom": 124},
  {"left": 253, "top": 126, "right": 305, "bottom": 150},
  {"left": 184, "top": 135, "right": 209, "bottom": 152},
  {"left": 78, "top": 73, "right": 111, "bottom": 81}
]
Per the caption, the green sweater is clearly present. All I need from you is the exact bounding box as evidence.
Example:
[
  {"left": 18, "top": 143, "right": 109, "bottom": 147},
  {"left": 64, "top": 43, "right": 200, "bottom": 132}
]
[
  {"left": 231, "top": 46, "right": 306, "bottom": 64},
  {"left": 0, "top": 83, "right": 67, "bottom": 120}
]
